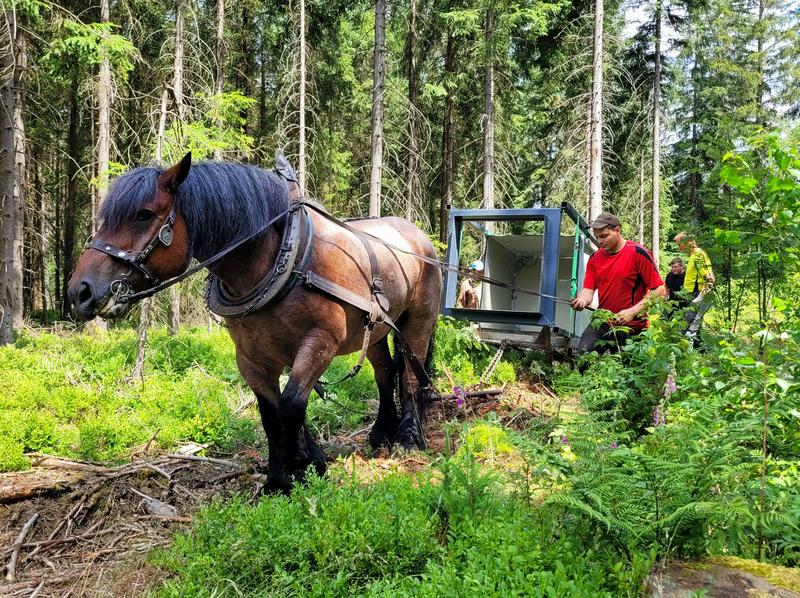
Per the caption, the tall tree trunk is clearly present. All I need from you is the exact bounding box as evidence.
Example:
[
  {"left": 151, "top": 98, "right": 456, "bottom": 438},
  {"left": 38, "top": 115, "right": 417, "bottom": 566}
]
[
  {"left": 87, "top": 0, "right": 112, "bottom": 333},
  {"left": 651, "top": 0, "right": 662, "bottom": 265},
  {"left": 34, "top": 149, "right": 47, "bottom": 324},
  {"left": 439, "top": 23, "right": 455, "bottom": 245},
  {"left": 298, "top": 0, "right": 307, "bottom": 194},
  {"left": 11, "top": 18, "right": 25, "bottom": 331},
  {"left": 482, "top": 5, "right": 495, "bottom": 226},
  {"left": 168, "top": 0, "right": 185, "bottom": 335},
  {"left": 404, "top": 0, "right": 419, "bottom": 221},
  {"left": 638, "top": 153, "right": 645, "bottom": 244},
  {"left": 0, "top": 10, "right": 15, "bottom": 343},
  {"left": 689, "top": 33, "right": 701, "bottom": 222},
  {"left": 588, "top": 0, "right": 604, "bottom": 221},
  {"left": 213, "top": 0, "right": 224, "bottom": 160},
  {"left": 369, "top": 0, "right": 386, "bottom": 217},
  {"left": 62, "top": 65, "right": 80, "bottom": 320}
]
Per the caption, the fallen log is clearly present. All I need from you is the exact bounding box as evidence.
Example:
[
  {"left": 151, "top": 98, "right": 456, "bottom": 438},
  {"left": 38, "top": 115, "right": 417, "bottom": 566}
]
[{"left": 430, "top": 388, "right": 504, "bottom": 402}]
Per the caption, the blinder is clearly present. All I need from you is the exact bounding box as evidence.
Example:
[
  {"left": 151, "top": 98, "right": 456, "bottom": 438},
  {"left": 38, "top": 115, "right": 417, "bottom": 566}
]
[{"left": 87, "top": 207, "right": 177, "bottom": 289}]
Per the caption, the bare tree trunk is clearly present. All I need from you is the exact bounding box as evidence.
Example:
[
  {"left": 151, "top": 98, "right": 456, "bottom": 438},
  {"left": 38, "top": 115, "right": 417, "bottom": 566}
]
[
  {"left": 689, "top": 38, "right": 701, "bottom": 222},
  {"left": 638, "top": 153, "right": 645, "bottom": 244},
  {"left": 651, "top": 0, "right": 662, "bottom": 265},
  {"left": 61, "top": 65, "right": 80, "bottom": 319},
  {"left": 482, "top": 6, "right": 495, "bottom": 227},
  {"left": 86, "top": 0, "right": 112, "bottom": 333},
  {"left": 404, "top": 0, "right": 418, "bottom": 221},
  {"left": 168, "top": 0, "right": 185, "bottom": 335},
  {"left": 133, "top": 84, "right": 171, "bottom": 376},
  {"left": 298, "top": 0, "right": 307, "bottom": 194},
  {"left": 369, "top": 0, "right": 386, "bottom": 217},
  {"left": 588, "top": 0, "right": 604, "bottom": 221},
  {"left": 213, "top": 0, "right": 224, "bottom": 161},
  {"left": 0, "top": 10, "right": 15, "bottom": 343},
  {"left": 11, "top": 18, "right": 25, "bottom": 331},
  {"left": 439, "top": 24, "right": 454, "bottom": 245}
]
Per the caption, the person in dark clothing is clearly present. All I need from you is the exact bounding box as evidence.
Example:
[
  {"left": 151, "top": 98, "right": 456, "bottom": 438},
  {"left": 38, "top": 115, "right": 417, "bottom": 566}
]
[
  {"left": 665, "top": 257, "right": 687, "bottom": 307},
  {"left": 571, "top": 212, "right": 667, "bottom": 357}
]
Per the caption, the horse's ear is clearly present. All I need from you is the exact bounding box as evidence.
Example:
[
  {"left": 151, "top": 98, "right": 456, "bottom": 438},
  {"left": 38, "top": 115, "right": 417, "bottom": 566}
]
[{"left": 159, "top": 152, "right": 192, "bottom": 193}]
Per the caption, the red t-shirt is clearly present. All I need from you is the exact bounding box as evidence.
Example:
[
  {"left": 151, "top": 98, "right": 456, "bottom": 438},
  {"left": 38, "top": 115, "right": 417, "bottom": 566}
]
[{"left": 583, "top": 240, "right": 664, "bottom": 331}]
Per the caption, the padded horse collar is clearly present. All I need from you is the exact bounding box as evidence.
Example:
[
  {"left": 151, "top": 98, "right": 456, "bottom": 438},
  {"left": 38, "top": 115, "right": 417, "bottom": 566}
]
[{"left": 205, "top": 203, "right": 314, "bottom": 318}]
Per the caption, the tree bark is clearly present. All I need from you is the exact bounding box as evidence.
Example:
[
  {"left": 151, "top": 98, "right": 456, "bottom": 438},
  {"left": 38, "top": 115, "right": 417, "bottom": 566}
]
[
  {"left": 11, "top": 17, "right": 25, "bottom": 331},
  {"left": 638, "top": 152, "right": 645, "bottom": 244},
  {"left": 404, "top": 0, "right": 418, "bottom": 221},
  {"left": 588, "top": 0, "right": 604, "bottom": 221},
  {"left": 651, "top": 0, "right": 662, "bottom": 265},
  {"left": 0, "top": 10, "right": 15, "bottom": 343},
  {"left": 369, "top": 0, "right": 386, "bottom": 217},
  {"left": 168, "top": 0, "right": 185, "bottom": 335},
  {"left": 61, "top": 65, "right": 81, "bottom": 320},
  {"left": 482, "top": 5, "right": 495, "bottom": 225},
  {"left": 440, "top": 23, "right": 455, "bottom": 245},
  {"left": 298, "top": 0, "right": 307, "bottom": 194},
  {"left": 213, "top": 0, "right": 225, "bottom": 160}
]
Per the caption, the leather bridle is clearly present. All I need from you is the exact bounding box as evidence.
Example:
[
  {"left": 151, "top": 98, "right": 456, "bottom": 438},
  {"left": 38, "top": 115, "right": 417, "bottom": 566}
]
[{"left": 86, "top": 207, "right": 178, "bottom": 308}]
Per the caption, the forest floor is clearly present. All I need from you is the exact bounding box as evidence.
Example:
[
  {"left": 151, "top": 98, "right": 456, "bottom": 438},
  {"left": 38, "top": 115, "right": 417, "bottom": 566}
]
[
  {"left": 0, "top": 382, "right": 540, "bottom": 597},
  {"left": 1, "top": 379, "right": 796, "bottom": 597}
]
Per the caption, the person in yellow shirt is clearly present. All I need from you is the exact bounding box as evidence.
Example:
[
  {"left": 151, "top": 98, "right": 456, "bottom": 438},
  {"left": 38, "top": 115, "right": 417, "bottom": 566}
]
[{"left": 674, "top": 232, "right": 715, "bottom": 344}]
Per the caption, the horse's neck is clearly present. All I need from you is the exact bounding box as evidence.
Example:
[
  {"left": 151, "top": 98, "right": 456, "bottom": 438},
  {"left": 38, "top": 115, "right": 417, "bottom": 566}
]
[{"left": 208, "top": 229, "right": 280, "bottom": 297}]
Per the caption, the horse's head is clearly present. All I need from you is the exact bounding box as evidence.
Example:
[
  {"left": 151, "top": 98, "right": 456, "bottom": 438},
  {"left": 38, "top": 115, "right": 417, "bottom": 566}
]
[{"left": 68, "top": 153, "right": 194, "bottom": 320}]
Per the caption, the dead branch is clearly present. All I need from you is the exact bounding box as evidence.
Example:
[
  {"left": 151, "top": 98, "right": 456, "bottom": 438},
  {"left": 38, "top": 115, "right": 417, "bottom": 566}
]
[
  {"left": 430, "top": 388, "right": 504, "bottom": 402},
  {"left": 5, "top": 512, "right": 38, "bottom": 581},
  {"left": 165, "top": 454, "right": 242, "bottom": 468},
  {"left": 129, "top": 488, "right": 177, "bottom": 517},
  {"left": 135, "top": 515, "right": 192, "bottom": 523},
  {"left": 28, "top": 580, "right": 44, "bottom": 598}
]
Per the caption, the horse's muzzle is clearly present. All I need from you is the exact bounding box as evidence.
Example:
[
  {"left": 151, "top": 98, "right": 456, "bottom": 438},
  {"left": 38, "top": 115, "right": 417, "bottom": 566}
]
[{"left": 69, "top": 279, "right": 102, "bottom": 320}]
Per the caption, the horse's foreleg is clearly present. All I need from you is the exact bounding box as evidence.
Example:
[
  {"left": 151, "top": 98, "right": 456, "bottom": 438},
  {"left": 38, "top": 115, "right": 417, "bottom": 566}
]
[
  {"left": 367, "top": 336, "right": 399, "bottom": 449},
  {"left": 278, "top": 337, "right": 334, "bottom": 486}
]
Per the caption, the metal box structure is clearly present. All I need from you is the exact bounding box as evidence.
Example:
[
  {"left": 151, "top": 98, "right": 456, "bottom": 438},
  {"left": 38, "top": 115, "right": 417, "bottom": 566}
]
[{"left": 441, "top": 202, "right": 597, "bottom": 348}]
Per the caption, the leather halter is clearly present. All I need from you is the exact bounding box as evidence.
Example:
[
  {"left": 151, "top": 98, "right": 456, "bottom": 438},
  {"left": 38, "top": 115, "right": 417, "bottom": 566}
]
[{"left": 87, "top": 207, "right": 177, "bottom": 285}]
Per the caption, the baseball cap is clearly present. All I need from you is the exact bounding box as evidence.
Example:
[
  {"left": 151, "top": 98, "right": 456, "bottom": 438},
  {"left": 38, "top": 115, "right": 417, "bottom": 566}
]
[
  {"left": 589, "top": 212, "right": 621, "bottom": 229},
  {"left": 469, "top": 260, "right": 484, "bottom": 271}
]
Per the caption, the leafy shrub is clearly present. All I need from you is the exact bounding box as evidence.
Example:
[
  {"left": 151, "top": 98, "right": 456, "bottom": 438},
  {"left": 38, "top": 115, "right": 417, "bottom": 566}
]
[{"left": 156, "top": 457, "right": 650, "bottom": 597}]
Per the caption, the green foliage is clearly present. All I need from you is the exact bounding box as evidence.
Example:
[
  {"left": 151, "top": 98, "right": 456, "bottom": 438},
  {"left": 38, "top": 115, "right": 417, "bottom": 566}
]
[
  {"left": 43, "top": 18, "right": 137, "bottom": 79},
  {"left": 156, "top": 457, "right": 650, "bottom": 597},
  {"left": 0, "top": 329, "right": 255, "bottom": 468},
  {"left": 433, "top": 317, "right": 517, "bottom": 388}
]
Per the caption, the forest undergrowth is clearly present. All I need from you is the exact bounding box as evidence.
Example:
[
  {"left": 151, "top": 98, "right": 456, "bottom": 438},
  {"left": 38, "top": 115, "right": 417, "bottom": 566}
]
[{"left": 2, "top": 301, "right": 799, "bottom": 595}]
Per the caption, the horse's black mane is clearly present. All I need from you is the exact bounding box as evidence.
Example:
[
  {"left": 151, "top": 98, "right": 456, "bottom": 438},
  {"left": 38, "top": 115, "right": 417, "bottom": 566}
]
[{"left": 99, "top": 161, "right": 290, "bottom": 261}]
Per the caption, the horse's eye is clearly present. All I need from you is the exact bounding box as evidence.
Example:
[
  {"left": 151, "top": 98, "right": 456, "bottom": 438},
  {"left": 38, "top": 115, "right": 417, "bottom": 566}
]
[{"left": 136, "top": 210, "right": 155, "bottom": 222}]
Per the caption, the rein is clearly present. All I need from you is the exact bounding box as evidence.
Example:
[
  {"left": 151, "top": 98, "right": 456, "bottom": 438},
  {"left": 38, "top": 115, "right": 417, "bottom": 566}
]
[{"left": 97, "top": 199, "right": 584, "bottom": 311}]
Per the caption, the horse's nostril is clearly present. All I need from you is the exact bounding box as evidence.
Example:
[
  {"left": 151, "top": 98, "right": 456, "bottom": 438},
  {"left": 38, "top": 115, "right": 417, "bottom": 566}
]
[{"left": 77, "top": 281, "right": 94, "bottom": 307}]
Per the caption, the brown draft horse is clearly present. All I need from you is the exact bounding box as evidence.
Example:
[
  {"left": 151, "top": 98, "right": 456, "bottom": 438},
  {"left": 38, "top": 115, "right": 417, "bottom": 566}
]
[{"left": 67, "top": 154, "right": 441, "bottom": 494}]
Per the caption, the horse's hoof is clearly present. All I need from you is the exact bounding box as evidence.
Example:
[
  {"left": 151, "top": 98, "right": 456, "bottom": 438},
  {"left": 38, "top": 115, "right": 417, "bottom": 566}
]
[
  {"left": 393, "top": 429, "right": 426, "bottom": 452},
  {"left": 368, "top": 426, "right": 394, "bottom": 450},
  {"left": 262, "top": 474, "right": 293, "bottom": 496}
]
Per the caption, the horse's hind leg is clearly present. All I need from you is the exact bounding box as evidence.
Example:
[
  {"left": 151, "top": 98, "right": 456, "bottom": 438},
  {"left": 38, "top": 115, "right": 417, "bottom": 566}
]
[
  {"left": 394, "top": 314, "right": 436, "bottom": 451},
  {"left": 367, "top": 336, "right": 399, "bottom": 449}
]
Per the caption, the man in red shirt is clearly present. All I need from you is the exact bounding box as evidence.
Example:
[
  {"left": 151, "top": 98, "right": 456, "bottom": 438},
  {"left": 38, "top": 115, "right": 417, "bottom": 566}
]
[{"left": 570, "top": 212, "right": 667, "bottom": 355}]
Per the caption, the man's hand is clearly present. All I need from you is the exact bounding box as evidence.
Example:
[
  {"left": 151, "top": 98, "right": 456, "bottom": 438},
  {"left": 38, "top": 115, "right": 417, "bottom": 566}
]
[
  {"left": 615, "top": 307, "right": 636, "bottom": 324},
  {"left": 571, "top": 288, "right": 595, "bottom": 311}
]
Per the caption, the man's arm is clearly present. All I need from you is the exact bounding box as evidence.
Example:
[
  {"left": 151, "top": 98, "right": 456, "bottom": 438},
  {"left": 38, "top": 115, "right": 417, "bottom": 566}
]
[
  {"left": 570, "top": 287, "right": 595, "bottom": 311},
  {"left": 616, "top": 285, "right": 667, "bottom": 323}
]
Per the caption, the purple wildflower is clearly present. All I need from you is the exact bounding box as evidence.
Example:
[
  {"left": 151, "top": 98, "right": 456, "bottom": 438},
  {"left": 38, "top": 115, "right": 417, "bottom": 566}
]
[
  {"left": 610, "top": 442, "right": 618, "bottom": 449},
  {"left": 663, "top": 374, "right": 677, "bottom": 399},
  {"left": 561, "top": 434, "right": 569, "bottom": 445},
  {"left": 652, "top": 404, "right": 666, "bottom": 427},
  {"left": 453, "top": 386, "right": 465, "bottom": 408}
]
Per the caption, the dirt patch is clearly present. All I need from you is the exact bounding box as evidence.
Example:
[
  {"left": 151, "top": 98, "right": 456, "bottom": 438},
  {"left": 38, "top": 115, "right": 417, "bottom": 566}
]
[{"left": 0, "top": 451, "right": 267, "bottom": 597}]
